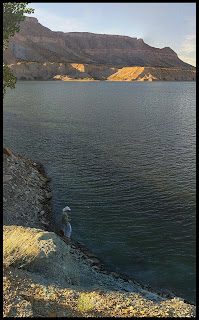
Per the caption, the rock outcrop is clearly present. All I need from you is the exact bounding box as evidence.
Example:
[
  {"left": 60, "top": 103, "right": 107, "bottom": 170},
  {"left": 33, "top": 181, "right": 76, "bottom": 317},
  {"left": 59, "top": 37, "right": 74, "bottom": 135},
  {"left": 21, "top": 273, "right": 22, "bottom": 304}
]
[
  {"left": 4, "top": 16, "right": 195, "bottom": 70},
  {"left": 6, "top": 62, "right": 118, "bottom": 80},
  {"left": 7, "top": 61, "right": 196, "bottom": 81},
  {"left": 107, "top": 66, "right": 196, "bottom": 81},
  {"left": 3, "top": 147, "right": 52, "bottom": 229},
  {"left": 4, "top": 225, "right": 80, "bottom": 286}
]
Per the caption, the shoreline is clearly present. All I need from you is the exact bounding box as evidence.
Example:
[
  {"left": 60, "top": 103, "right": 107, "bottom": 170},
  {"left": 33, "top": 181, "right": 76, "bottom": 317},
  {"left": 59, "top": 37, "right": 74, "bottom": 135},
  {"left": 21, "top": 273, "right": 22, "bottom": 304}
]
[
  {"left": 3, "top": 147, "right": 196, "bottom": 315},
  {"left": 17, "top": 79, "right": 196, "bottom": 82},
  {"left": 54, "top": 233, "right": 196, "bottom": 306},
  {"left": 34, "top": 159, "right": 195, "bottom": 306}
]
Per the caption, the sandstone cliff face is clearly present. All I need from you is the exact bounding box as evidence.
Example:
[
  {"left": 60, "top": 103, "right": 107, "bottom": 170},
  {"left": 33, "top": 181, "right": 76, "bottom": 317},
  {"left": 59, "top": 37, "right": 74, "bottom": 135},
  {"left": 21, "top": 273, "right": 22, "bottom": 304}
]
[
  {"left": 107, "top": 66, "right": 196, "bottom": 81},
  {"left": 7, "top": 62, "right": 118, "bottom": 80},
  {"left": 8, "top": 62, "right": 196, "bottom": 81},
  {"left": 4, "top": 17, "right": 195, "bottom": 69}
]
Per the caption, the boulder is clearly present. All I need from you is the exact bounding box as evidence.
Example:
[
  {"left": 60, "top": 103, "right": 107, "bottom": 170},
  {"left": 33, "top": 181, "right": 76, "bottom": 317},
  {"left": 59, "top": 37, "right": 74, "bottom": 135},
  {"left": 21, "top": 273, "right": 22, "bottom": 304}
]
[{"left": 3, "top": 225, "right": 80, "bottom": 287}]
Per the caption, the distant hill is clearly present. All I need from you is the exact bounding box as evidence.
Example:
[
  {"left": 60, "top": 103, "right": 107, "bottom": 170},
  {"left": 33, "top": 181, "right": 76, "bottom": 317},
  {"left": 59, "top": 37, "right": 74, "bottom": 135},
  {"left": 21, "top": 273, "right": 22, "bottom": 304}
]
[{"left": 3, "top": 17, "right": 195, "bottom": 69}]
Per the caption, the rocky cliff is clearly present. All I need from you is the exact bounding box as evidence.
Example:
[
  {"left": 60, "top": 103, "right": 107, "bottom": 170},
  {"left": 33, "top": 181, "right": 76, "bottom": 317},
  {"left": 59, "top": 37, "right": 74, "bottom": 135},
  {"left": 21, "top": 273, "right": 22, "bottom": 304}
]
[{"left": 4, "top": 17, "right": 195, "bottom": 71}]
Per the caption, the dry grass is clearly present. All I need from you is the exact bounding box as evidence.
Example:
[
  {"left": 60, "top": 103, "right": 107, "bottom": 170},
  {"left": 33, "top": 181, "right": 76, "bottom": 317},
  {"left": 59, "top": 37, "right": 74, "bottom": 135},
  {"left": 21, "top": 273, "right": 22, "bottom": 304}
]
[
  {"left": 77, "top": 292, "right": 95, "bottom": 313},
  {"left": 3, "top": 226, "right": 41, "bottom": 268}
]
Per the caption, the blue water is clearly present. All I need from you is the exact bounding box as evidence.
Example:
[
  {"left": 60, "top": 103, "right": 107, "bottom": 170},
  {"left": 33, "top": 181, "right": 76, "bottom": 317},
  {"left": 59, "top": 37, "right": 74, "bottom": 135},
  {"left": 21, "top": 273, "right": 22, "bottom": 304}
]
[{"left": 3, "top": 81, "right": 196, "bottom": 302}]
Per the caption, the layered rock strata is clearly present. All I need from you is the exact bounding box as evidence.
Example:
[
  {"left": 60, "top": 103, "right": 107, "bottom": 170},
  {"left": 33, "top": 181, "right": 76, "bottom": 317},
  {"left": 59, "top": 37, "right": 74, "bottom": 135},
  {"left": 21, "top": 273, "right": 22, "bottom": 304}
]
[
  {"left": 7, "top": 62, "right": 196, "bottom": 81},
  {"left": 3, "top": 16, "right": 195, "bottom": 70},
  {"left": 107, "top": 66, "right": 196, "bottom": 81}
]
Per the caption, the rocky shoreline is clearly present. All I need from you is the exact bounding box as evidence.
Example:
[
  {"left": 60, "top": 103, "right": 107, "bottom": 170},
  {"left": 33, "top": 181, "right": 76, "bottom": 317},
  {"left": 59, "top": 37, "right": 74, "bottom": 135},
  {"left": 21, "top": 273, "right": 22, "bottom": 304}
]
[
  {"left": 3, "top": 147, "right": 196, "bottom": 317},
  {"left": 3, "top": 147, "right": 53, "bottom": 230}
]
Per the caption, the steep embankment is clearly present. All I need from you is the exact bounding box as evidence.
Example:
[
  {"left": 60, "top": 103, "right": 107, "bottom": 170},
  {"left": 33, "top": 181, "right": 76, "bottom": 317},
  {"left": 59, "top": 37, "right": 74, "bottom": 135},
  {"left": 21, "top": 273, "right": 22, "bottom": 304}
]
[
  {"left": 7, "top": 62, "right": 118, "bottom": 80},
  {"left": 3, "top": 147, "right": 196, "bottom": 317},
  {"left": 3, "top": 147, "right": 52, "bottom": 229},
  {"left": 107, "top": 66, "right": 196, "bottom": 81},
  {"left": 7, "top": 62, "right": 196, "bottom": 81}
]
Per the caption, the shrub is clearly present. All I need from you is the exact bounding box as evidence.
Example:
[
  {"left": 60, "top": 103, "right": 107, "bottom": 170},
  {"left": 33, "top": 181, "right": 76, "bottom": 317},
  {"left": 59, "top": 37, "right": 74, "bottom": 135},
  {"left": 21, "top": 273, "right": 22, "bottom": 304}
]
[
  {"left": 3, "top": 226, "right": 40, "bottom": 268},
  {"left": 77, "top": 292, "right": 95, "bottom": 313}
]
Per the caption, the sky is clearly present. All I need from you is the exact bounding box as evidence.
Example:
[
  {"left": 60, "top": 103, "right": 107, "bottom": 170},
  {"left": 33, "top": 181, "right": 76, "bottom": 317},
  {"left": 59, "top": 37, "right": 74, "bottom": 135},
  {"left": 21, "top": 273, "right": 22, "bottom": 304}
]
[{"left": 26, "top": 3, "right": 196, "bottom": 67}]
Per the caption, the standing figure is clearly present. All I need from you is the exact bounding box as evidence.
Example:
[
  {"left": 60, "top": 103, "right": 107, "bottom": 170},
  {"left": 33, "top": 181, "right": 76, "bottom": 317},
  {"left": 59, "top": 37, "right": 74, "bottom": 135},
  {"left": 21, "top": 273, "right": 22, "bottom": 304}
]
[{"left": 62, "top": 206, "right": 72, "bottom": 239}]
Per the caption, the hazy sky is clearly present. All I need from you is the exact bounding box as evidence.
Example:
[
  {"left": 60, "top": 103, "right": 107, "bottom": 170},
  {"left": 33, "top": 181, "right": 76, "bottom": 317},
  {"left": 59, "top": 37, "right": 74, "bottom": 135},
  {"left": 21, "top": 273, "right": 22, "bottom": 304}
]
[{"left": 27, "top": 2, "right": 196, "bottom": 67}]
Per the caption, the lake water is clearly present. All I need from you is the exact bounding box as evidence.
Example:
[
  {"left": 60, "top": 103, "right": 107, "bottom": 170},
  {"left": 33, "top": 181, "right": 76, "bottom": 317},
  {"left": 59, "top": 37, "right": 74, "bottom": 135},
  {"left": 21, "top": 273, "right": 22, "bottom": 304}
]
[{"left": 3, "top": 81, "right": 196, "bottom": 303}]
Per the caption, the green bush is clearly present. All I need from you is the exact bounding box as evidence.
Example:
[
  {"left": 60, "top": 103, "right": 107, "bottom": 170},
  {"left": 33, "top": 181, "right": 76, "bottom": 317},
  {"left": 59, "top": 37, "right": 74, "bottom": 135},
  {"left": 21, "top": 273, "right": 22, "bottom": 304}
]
[{"left": 77, "top": 292, "right": 95, "bottom": 313}]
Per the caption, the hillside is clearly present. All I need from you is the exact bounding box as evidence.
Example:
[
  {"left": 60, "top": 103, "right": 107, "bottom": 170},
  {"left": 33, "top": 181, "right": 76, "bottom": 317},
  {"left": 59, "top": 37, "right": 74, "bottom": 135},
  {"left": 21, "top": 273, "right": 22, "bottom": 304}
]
[{"left": 3, "top": 17, "right": 195, "bottom": 72}]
